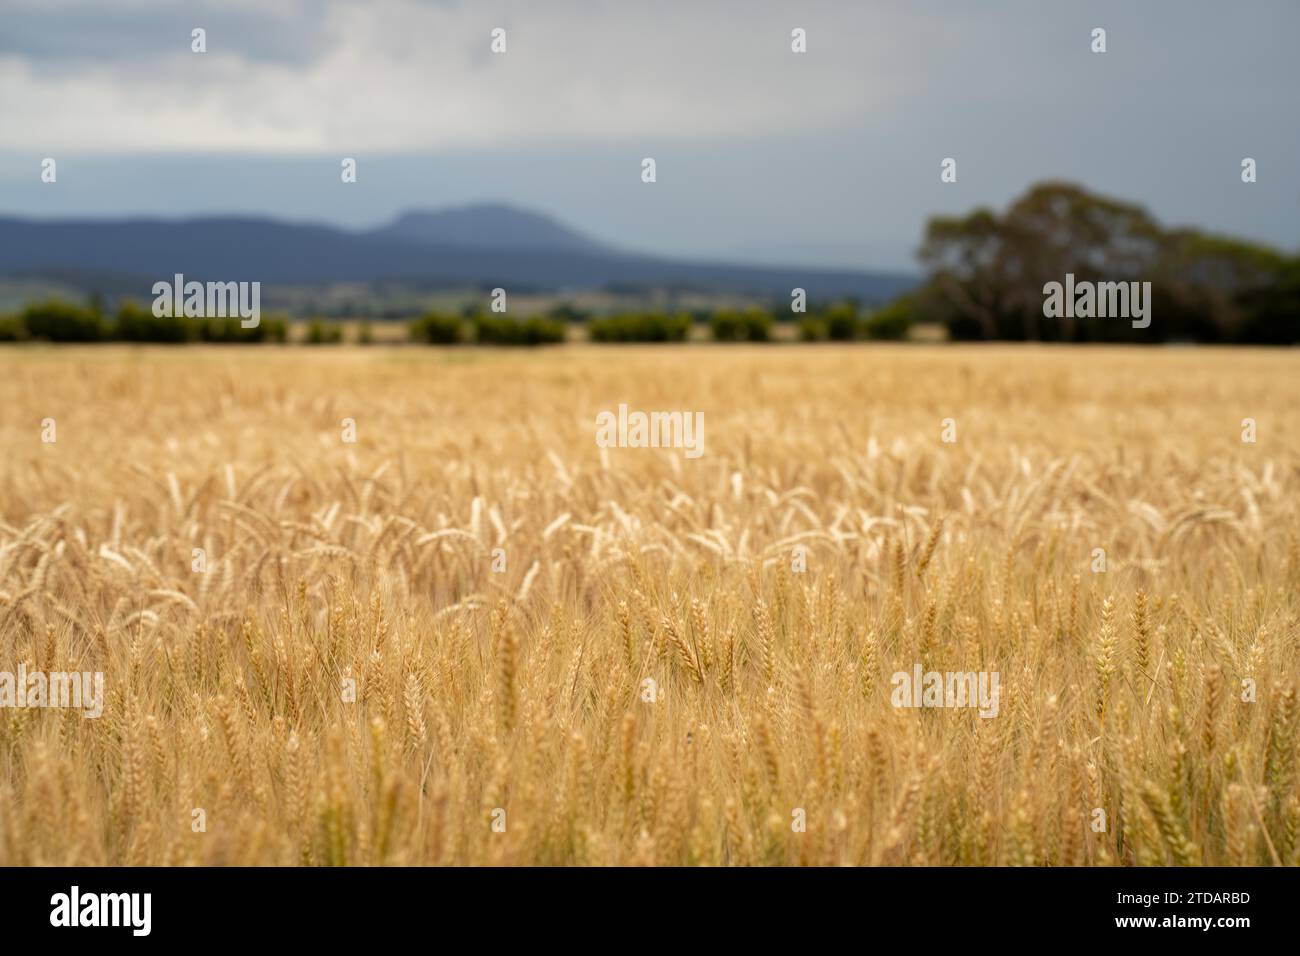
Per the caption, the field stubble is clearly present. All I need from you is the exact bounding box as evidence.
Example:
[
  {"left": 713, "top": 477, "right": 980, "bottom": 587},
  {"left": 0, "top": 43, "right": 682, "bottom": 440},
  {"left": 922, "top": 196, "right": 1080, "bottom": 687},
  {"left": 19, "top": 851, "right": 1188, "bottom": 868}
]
[{"left": 0, "top": 343, "right": 1297, "bottom": 866}]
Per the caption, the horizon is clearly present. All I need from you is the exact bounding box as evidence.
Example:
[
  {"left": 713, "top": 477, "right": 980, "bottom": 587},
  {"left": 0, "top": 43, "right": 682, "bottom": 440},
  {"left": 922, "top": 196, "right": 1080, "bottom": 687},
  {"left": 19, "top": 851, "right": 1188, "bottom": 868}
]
[{"left": 8, "top": 183, "right": 1298, "bottom": 281}]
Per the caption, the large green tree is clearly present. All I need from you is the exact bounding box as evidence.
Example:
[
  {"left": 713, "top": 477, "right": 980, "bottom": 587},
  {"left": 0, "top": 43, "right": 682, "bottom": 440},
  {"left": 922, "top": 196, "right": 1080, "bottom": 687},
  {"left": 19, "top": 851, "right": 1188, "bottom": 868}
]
[{"left": 916, "top": 182, "right": 1297, "bottom": 343}]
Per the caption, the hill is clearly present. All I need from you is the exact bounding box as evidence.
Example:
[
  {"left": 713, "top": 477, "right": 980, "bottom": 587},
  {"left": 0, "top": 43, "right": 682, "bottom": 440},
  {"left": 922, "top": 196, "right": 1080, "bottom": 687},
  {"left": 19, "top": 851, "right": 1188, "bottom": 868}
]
[{"left": 0, "top": 204, "right": 917, "bottom": 303}]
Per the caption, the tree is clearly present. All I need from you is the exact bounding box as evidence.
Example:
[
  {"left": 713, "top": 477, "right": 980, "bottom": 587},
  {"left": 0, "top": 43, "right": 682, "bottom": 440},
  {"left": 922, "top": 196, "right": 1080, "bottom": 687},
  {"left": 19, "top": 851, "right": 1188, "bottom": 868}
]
[{"left": 914, "top": 181, "right": 1295, "bottom": 343}]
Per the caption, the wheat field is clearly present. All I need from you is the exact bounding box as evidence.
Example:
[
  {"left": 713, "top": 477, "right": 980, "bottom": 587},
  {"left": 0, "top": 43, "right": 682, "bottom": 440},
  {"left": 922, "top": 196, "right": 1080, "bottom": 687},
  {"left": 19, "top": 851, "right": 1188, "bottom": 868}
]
[{"left": 0, "top": 343, "right": 1297, "bottom": 866}]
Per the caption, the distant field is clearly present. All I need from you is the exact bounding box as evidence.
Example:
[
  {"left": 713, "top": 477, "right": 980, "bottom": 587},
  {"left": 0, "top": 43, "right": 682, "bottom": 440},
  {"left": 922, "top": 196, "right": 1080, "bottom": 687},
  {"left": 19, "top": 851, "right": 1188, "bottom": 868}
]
[{"left": 1, "top": 344, "right": 1297, "bottom": 865}]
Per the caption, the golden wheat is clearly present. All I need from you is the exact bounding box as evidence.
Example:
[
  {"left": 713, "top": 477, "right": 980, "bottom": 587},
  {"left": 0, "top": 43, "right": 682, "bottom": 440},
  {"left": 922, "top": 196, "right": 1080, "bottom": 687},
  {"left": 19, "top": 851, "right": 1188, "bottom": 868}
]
[{"left": 0, "top": 343, "right": 1296, "bottom": 865}]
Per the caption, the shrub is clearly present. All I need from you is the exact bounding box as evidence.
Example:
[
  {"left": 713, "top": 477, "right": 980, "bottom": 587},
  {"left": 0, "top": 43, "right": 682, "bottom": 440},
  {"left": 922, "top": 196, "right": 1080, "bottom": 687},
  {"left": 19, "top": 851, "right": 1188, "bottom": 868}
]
[
  {"left": 0, "top": 313, "right": 26, "bottom": 342},
  {"left": 115, "top": 300, "right": 193, "bottom": 343},
  {"left": 862, "top": 297, "right": 915, "bottom": 341},
  {"left": 22, "top": 299, "right": 105, "bottom": 342},
  {"left": 198, "top": 315, "right": 288, "bottom": 343},
  {"left": 798, "top": 315, "right": 828, "bottom": 341},
  {"left": 710, "top": 308, "right": 772, "bottom": 342},
  {"left": 357, "top": 320, "right": 374, "bottom": 345},
  {"left": 823, "top": 302, "right": 860, "bottom": 341},
  {"left": 261, "top": 316, "right": 290, "bottom": 343},
  {"left": 587, "top": 312, "right": 691, "bottom": 343},
  {"left": 409, "top": 311, "right": 464, "bottom": 345},
  {"left": 472, "top": 312, "right": 566, "bottom": 346},
  {"left": 305, "top": 319, "right": 344, "bottom": 344}
]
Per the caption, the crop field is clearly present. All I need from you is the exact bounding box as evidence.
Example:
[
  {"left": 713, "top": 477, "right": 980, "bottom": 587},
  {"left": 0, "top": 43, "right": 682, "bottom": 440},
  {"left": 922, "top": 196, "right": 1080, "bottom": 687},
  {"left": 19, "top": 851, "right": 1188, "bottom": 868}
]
[{"left": 0, "top": 344, "right": 1297, "bottom": 866}]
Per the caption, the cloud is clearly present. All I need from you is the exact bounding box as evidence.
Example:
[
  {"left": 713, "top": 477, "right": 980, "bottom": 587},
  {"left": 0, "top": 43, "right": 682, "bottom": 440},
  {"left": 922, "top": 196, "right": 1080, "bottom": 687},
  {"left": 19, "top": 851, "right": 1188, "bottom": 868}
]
[
  {"left": 0, "top": 0, "right": 327, "bottom": 65},
  {"left": 0, "top": 0, "right": 920, "bottom": 153},
  {"left": 1, "top": 0, "right": 1296, "bottom": 267}
]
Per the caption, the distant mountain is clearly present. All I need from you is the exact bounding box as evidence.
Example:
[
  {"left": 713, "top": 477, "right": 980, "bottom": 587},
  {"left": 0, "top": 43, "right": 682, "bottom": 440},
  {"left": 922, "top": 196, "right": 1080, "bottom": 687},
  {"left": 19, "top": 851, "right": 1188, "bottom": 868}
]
[
  {"left": 371, "top": 203, "right": 613, "bottom": 255},
  {"left": 0, "top": 206, "right": 918, "bottom": 302}
]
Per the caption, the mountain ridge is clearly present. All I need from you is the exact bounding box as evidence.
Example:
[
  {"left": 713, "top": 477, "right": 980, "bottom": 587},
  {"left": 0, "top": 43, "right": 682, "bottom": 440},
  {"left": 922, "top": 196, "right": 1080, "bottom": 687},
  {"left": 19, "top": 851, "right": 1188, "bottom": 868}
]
[
  {"left": 0, "top": 204, "right": 918, "bottom": 302},
  {"left": 369, "top": 203, "right": 619, "bottom": 256}
]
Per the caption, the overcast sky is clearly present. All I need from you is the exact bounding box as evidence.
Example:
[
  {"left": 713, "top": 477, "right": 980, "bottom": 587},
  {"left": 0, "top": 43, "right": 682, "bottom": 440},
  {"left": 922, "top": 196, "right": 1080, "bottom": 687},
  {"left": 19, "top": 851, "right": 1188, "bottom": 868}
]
[{"left": 1, "top": 0, "right": 1297, "bottom": 271}]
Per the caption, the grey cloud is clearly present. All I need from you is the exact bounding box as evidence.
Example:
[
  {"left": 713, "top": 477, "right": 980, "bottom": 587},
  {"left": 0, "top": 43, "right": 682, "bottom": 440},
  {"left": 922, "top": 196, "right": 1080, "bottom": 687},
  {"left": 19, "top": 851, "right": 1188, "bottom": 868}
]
[{"left": 0, "top": 0, "right": 331, "bottom": 66}]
